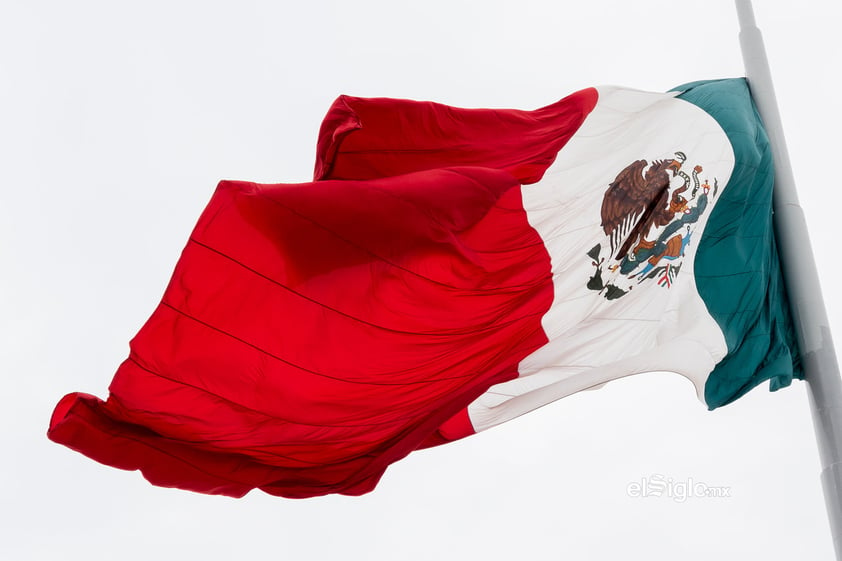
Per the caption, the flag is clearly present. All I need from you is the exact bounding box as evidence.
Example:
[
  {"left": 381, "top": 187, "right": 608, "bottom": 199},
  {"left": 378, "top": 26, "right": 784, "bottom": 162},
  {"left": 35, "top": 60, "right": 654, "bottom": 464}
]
[{"left": 48, "top": 78, "right": 802, "bottom": 498}]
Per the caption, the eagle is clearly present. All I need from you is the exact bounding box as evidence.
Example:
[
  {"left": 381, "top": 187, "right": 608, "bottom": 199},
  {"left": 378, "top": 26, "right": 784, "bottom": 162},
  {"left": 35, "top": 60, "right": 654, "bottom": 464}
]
[{"left": 600, "top": 152, "right": 698, "bottom": 262}]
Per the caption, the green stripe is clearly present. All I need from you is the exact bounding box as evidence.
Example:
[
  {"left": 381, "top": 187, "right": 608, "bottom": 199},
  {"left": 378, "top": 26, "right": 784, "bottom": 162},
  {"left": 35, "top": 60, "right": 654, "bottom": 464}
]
[{"left": 672, "top": 78, "right": 802, "bottom": 409}]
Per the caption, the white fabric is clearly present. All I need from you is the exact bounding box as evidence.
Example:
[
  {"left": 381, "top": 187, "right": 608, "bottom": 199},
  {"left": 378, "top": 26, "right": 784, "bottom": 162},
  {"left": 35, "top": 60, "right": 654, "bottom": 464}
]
[{"left": 468, "top": 87, "right": 733, "bottom": 432}]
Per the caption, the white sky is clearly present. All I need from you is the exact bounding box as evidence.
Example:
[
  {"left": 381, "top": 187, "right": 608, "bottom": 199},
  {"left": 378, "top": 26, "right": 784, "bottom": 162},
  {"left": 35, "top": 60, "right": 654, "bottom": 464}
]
[{"left": 3, "top": 1, "right": 841, "bottom": 560}]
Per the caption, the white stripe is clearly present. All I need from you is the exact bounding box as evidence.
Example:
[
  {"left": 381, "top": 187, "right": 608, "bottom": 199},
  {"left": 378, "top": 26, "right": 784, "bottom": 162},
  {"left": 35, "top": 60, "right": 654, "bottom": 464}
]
[{"left": 467, "top": 87, "right": 733, "bottom": 433}]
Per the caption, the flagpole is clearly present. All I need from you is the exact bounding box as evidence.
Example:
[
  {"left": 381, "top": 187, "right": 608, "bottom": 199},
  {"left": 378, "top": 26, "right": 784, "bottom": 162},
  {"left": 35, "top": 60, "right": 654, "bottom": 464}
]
[{"left": 735, "top": 1, "right": 842, "bottom": 557}]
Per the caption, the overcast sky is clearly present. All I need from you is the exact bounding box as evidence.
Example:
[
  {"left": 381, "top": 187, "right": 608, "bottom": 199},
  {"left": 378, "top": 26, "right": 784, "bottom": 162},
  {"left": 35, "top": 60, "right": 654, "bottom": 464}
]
[{"left": 4, "top": 1, "right": 841, "bottom": 560}]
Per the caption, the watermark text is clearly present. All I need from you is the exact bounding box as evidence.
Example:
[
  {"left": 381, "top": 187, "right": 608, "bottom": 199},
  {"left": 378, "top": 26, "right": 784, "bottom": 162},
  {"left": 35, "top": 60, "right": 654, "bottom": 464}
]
[{"left": 627, "top": 474, "right": 731, "bottom": 503}]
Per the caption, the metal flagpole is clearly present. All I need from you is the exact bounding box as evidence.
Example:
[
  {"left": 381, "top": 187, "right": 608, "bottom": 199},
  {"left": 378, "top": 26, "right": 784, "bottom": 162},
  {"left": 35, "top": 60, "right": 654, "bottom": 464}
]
[{"left": 735, "top": 1, "right": 842, "bottom": 558}]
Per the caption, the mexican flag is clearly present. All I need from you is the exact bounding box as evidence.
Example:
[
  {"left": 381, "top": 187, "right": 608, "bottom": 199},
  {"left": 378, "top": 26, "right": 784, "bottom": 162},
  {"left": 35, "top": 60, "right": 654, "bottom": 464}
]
[{"left": 48, "top": 78, "right": 801, "bottom": 498}]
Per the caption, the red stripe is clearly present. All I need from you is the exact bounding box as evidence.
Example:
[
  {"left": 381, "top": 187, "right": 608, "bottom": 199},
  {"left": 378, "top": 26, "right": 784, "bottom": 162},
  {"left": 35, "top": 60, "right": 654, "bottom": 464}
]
[
  {"left": 49, "top": 90, "right": 598, "bottom": 498},
  {"left": 315, "top": 88, "right": 599, "bottom": 184}
]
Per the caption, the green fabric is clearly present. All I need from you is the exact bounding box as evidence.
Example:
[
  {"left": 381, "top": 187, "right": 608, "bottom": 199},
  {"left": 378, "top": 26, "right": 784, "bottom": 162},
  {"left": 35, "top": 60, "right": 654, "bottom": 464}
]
[{"left": 672, "top": 78, "right": 803, "bottom": 409}]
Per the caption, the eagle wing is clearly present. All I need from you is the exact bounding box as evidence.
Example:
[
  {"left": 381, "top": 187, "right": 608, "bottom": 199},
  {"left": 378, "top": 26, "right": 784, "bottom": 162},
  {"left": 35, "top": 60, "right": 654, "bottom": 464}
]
[
  {"left": 600, "top": 159, "right": 674, "bottom": 260},
  {"left": 600, "top": 159, "right": 649, "bottom": 238}
]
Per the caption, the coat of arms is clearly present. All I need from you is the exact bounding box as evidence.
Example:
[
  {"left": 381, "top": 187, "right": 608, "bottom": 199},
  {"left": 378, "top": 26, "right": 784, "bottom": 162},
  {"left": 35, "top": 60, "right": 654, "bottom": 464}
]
[{"left": 587, "top": 151, "right": 718, "bottom": 300}]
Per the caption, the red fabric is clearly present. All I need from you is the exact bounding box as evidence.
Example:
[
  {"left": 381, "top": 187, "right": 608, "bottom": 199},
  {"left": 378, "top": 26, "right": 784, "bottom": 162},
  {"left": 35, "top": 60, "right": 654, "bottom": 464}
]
[
  {"left": 48, "top": 89, "right": 597, "bottom": 498},
  {"left": 315, "top": 89, "right": 599, "bottom": 183}
]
